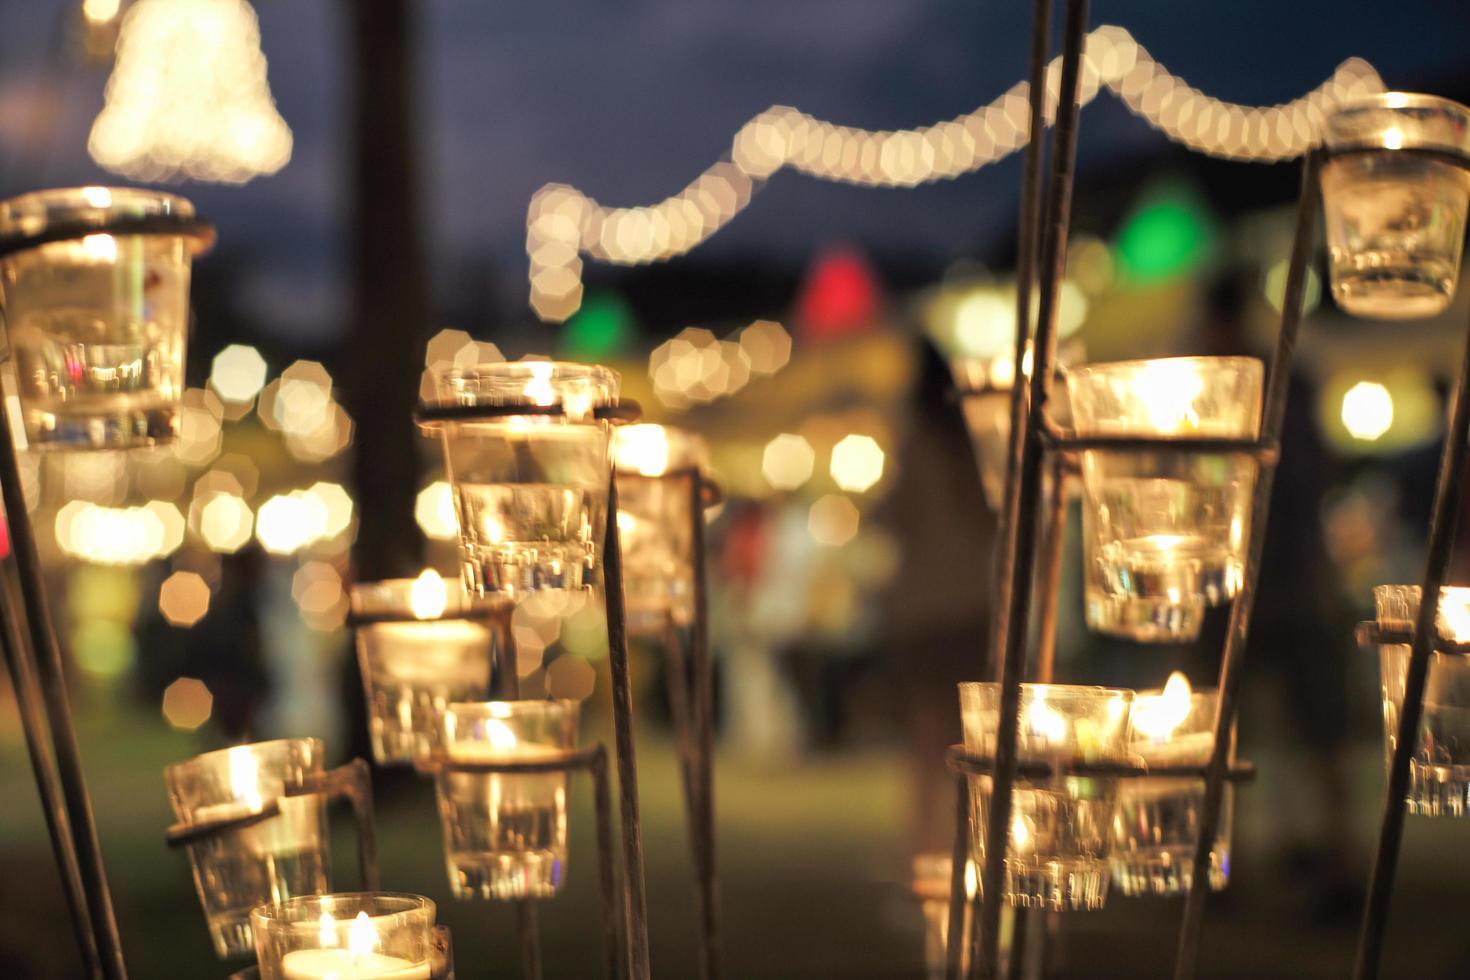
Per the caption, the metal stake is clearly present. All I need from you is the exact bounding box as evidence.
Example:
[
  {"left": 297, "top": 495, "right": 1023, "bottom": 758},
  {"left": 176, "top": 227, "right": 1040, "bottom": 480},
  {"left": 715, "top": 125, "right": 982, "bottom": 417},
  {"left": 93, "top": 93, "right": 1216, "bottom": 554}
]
[
  {"left": 687, "top": 468, "right": 720, "bottom": 980},
  {"left": 517, "top": 900, "right": 543, "bottom": 980},
  {"left": 0, "top": 395, "right": 126, "bottom": 980},
  {"left": 0, "top": 563, "right": 99, "bottom": 975},
  {"left": 1172, "top": 151, "right": 1321, "bottom": 980},
  {"left": 974, "top": 0, "right": 1089, "bottom": 974},
  {"left": 603, "top": 474, "right": 652, "bottom": 980}
]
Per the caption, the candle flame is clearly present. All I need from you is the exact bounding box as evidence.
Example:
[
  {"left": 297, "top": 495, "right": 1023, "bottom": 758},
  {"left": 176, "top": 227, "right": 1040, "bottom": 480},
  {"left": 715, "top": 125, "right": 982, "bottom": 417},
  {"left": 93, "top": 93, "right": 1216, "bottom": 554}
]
[
  {"left": 1440, "top": 589, "right": 1470, "bottom": 642},
  {"left": 1383, "top": 126, "right": 1404, "bottom": 150},
  {"left": 347, "top": 910, "right": 378, "bottom": 958},
  {"left": 1024, "top": 692, "right": 1067, "bottom": 743},
  {"left": 522, "top": 362, "right": 555, "bottom": 407},
  {"left": 409, "top": 569, "right": 448, "bottom": 620},
  {"left": 1132, "top": 671, "right": 1194, "bottom": 740},
  {"left": 82, "top": 234, "right": 117, "bottom": 262},
  {"left": 318, "top": 911, "right": 337, "bottom": 948},
  {"left": 963, "top": 859, "right": 978, "bottom": 899},
  {"left": 80, "top": 186, "right": 113, "bottom": 208},
  {"left": 1136, "top": 360, "right": 1204, "bottom": 433},
  {"left": 615, "top": 424, "right": 670, "bottom": 478},
  {"left": 1010, "top": 814, "right": 1032, "bottom": 853},
  {"left": 484, "top": 717, "right": 519, "bottom": 753},
  {"left": 227, "top": 745, "right": 262, "bottom": 811}
]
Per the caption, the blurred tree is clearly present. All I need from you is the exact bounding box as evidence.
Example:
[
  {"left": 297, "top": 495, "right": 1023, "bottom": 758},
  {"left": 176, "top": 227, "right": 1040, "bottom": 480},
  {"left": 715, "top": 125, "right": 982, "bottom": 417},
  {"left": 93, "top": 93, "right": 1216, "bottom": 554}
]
[{"left": 343, "top": 0, "right": 430, "bottom": 579}]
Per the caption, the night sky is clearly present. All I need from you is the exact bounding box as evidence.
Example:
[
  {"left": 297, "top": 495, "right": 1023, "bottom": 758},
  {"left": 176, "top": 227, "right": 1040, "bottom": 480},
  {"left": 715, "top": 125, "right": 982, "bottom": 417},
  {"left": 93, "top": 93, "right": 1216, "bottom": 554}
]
[{"left": 2, "top": 0, "right": 1469, "bottom": 348}]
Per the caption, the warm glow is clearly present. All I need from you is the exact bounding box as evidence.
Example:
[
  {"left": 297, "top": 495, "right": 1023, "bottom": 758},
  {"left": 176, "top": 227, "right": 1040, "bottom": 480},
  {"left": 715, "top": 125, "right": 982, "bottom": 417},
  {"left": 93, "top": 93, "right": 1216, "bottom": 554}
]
[
  {"left": 415, "top": 481, "right": 459, "bottom": 541},
  {"left": 409, "top": 569, "right": 449, "bottom": 621},
  {"left": 80, "top": 186, "right": 113, "bottom": 208},
  {"left": 829, "top": 434, "right": 885, "bottom": 493},
  {"left": 318, "top": 912, "right": 337, "bottom": 949},
  {"left": 523, "top": 361, "right": 556, "bottom": 407},
  {"left": 161, "top": 678, "right": 212, "bottom": 730},
  {"left": 198, "top": 493, "right": 253, "bottom": 553},
  {"left": 1440, "top": 589, "right": 1470, "bottom": 642},
  {"left": 1132, "top": 671, "right": 1194, "bottom": 740},
  {"left": 1341, "top": 381, "right": 1393, "bottom": 441},
  {"left": 159, "top": 571, "right": 211, "bottom": 626},
  {"left": 1135, "top": 360, "right": 1206, "bottom": 432},
  {"left": 762, "top": 433, "right": 815, "bottom": 490},
  {"left": 89, "top": 0, "right": 293, "bottom": 184},
  {"left": 615, "top": 424, "right": 671, "bottom": 477},
  {"left": 81, "top": 234, "right": 117, "bottom": 262},
  {"left": 485, "top": 718, "right": 520, "bottom": 754},
  {"left": 1383, "top": 126, "right": 1404, "bottom": 150},
  {"left": 1025, "top": 694, "right": 1068, "bottom": 743},
  {"left": 227, "top": 745, "right": 262, "bottom": 811},
  {"left": 347, "top": 911, "right": 378, "bottom": 958},
  {"left": 808, "top": 495, "right": 860, "bottom": 547},
  {"left": 209, "top": 344, "right": 269, "bottom": 404}
]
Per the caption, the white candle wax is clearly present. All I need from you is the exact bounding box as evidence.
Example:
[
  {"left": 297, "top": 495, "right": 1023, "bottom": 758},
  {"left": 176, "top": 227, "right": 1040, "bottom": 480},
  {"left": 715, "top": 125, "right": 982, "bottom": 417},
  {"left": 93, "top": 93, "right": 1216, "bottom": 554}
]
[
  {"left": 446, "top": 738, "right": 564, "bottom": 764},
  {"left": 280, "top": 947, "right": 430, "bottom": 979}
]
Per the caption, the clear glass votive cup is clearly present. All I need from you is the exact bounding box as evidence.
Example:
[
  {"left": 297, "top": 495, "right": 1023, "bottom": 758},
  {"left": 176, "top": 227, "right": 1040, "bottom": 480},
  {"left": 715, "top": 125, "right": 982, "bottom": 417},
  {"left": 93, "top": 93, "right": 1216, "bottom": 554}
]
[
  {"left": 250, "top": 892, "right": 437, "bottom": 980},
  {"left": 165, "top": 739, "right": 331, "bottom": 958},
  {"left": 951, "top": 338, "right": 1083, "bottom": 512},
  {"left": 1066, "top": 356, "right": 1264, "bottom": 642},
  {"left": 0, "top": 187, "right": 207, "bottom": 448},
  {"left": 423, "top": 361, "right": 619, "bottom": 598},
  {"left": 433, "top": 700, "right": 581, "bottom": 900},
  {"left": 1322, "top": 93, "right": 1470, "bottom": 320},
  {"left": 912, "top": 853, "right": 973, "bottom": 980},
  {"left": 1110, "top": 682, "right": 1231, "bottom": 896},
  {"left": 349, "top": 578, "right": 497, "bottom": 768},
  {"left": 1370, "top": 584, "right": 1470, "bottom": 816},
  {"left": 613, "top": 423, "right": 707, "bottom": 635},
  {"left": 958, "top": 683, "right": 1133, "bottom": 911}
]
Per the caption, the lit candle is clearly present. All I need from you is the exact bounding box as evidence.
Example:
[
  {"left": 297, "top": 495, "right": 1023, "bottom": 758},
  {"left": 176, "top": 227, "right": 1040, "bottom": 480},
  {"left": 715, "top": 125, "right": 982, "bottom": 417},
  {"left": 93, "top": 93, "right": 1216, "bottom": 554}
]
[
  {"left": 1129, "top": 672, "right": 1213, "bottom": 768},
  {"left": 278, "top": 911, "right": 430, "bottom": 980}
]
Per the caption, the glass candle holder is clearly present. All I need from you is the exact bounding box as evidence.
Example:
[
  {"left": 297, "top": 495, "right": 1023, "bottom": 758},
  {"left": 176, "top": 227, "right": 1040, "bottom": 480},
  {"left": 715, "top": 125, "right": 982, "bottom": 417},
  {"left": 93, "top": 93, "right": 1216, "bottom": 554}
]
[
  {"left": 251, "top": 893, "right": 437, "bottom": 980},
  {"left": 958, "top": 683, "right": 1133, "bottom": 911},
  {"left": 433, "top": 700, "right": 580, "bottom": 900},
  {"left": 911, "top": 853, "right": 974, "bottom": 980},
  {"left": 612, "top": 423, "right": 707, "bottom": 635},
  {"left": 951, "top": 338, "right": 1083, "bottom": 511},
  {"left": 1066, "top": 356, "right": 1264, "bottom": 642},
  {"left": 1370, "top": 584, "right": 1470, "bottom": 816},
  {"left": 1322, "top": 93, "right": 1470, "bottom": 320},
  {"left": 165, "top": 739, "right": 332, "bottom": 958},
  {"left": 0, "top": 187, "right": 207, "bottom": 448},
  {"left": 1110, "top": 673, "right": 1231, "bottom": 896},
  {"left": 423, "top": 361, "right": 619, "bottom": 598},
  {"left": 349, "top": 573, "right": 497, "bottom": 768}
]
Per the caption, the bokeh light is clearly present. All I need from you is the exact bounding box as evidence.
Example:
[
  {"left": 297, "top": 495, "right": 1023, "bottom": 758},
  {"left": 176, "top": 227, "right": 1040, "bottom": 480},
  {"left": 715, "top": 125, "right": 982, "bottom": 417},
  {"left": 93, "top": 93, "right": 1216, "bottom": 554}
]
[
  {"left": 159, "top": 571, "right": 211, "bottom": 627},
  {"left": 829, "top": 435, "right": 886, "bottom": 493},
  {"left": 762, "top": 434, "right": 816, "bottom": 491},
  {"left": 1341, "top": 381, "right": 1394, "bottom": 441},
  {"left": 415, "top": 481, "right": 459, "bottom": 540},
  {"left": 808, "top": 495, "right": 861, "bottom": 547},
  {"left": 161, "top": 678, "right": 213, "bottom": 731},
  {"left": 209, "top": 344, "right": 269, "bottom": 405}
]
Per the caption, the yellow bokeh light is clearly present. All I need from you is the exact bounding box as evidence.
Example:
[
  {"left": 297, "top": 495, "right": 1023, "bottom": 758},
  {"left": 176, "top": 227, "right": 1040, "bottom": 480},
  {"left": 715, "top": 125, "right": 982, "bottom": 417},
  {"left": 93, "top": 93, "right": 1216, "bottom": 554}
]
[
  {"left": 1342, "top": 381, "right": 1393, "bottom": 441},
  {"left": 808, "top": 494, "right": 861, "bottom": 547},
  {"left": 162, "top": 677, "right": 213, "bottom": 731},
  {"left": 614, "top": 424, "right": 670, "bottom": 478},
  {"left": 303, "top": 482, "right": 355, "bottom": 540},
  {"left": 830, "top": 434, "right": 886, "bottom": 493},
  {"left": 83, "top": 0, "right": 122, "bottom": 24},
  {"left": 89, "top": 0, "right": 292, "bottom": 184},
  {"left": 197, "top": 493, "right": 254, "bottom": 553},
  {"left": 292, "top": 561, "right": 347, "bottom": 631},
  {"left": 159, "top": 571, "right": 211, "bottom": 626},
  {"left": 415, "top": 481, "right": 459, "bottom": 541},
  {"left": 739, "top": 320, "right": 792, "bottom": 376},
  {"left": 54, "top": 500, "right": 181, "bottom": 565},
  {"left": 255, "top": 492, "right": 328, "bottom": 556},
  {"left": 761, "top": 433, "right": 815, "bottom": 491},
  {"left": 209, "top": 344, "right": 269, "bottom": 404},
  {"left": 547, "top": 655, "right": 596, "bottom": 701}
]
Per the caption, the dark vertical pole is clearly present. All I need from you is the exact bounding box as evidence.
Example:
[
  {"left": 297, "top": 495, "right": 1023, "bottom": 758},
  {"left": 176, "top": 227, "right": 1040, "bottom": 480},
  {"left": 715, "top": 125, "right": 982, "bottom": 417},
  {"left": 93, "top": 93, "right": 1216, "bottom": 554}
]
[
  {"left": 0, "top": 564, "right": 100, "bottom": 976},
  {"left": 603, "top": 474, "right": 651, "bottom": 980},
  {"left": 1353, "top": 216, "right": 1470, "bottom": 980},
  {"left": 592, "top": 749, "right": 623, "bottom": 980},
  {"left": 945, "top": 774, "right": 971, "bottom": 980},
  {"left": 687, "top": 470, "right": 720, "bottom": 980},
  {"left": 1172, "top": 152, "right": 1321, "bottom": 980},
  {"left": 0, "top": 403, "right": 125, "bottom": 979},
  {"left": 989, "top": 0, "right": 1053, "bottom": 683},
  {"left": 343, "top": 0, "right": 431, "bottom": 581},
  {"left": 974, "top": 2, "right": 1088, "bottom": 976},
  {"left": 517, "top": 900, "right": 543, "bottom": 980},
  {"left": 662, "top": 614, "right": 697, "bottom": 823}
]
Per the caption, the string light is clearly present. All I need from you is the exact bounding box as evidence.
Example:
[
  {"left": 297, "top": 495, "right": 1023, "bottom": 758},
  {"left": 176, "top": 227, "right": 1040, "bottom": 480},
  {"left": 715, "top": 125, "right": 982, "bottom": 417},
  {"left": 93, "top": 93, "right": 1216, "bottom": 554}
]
[{"left": 526, "top": 26, "right": 1384, "bottom": 320}]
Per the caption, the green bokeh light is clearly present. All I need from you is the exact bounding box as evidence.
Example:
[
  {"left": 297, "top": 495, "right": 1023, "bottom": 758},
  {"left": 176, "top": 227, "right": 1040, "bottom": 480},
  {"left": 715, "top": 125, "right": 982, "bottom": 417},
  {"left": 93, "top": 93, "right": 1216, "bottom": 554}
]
[
  {"left": 562, "top": 291, "right": 634, "bottom": 359},
  {"left": 1116, "top": 190, "right": 1216, "bottom": 283}
]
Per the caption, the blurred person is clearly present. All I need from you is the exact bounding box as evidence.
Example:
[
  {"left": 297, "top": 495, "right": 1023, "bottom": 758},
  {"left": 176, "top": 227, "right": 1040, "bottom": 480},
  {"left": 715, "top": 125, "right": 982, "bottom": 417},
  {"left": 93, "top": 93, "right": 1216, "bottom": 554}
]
[{"left": 876, "top": 341, "right": 997, "bottom": 855}]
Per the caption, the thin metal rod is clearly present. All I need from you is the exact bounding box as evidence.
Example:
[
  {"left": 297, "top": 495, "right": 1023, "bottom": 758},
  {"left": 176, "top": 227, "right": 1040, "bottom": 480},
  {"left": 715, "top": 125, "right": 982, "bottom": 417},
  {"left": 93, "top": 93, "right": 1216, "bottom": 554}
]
[
  {"left": 945, "top": 774, "right": 971, "bottom": 980},
  {"left": 662, "top": 613, "right": 698, "bottom": 821},
  {"left": 592, "top": 747, "right": 624, "bottom": 980},
  {"left": 1353, "top": 259, "right": 1470, "bottom": 980},
  {"left": 1034, "top": 458, "right": 1067, "bottom": 685},
  {"left": 0, "top": 565, "right": 99, "bottom": 975},
  {"left": 687, "top": 469, "right": 720, "bottom": 980},
  {"left": 517, "top": 900, "right": 543, "bottom": 980},
  {"left": 603, "top": 474, "right": 651, "bottom": 980},
  {"left": 975, "top": 1, "right": 1088, "bottom": 976},
  {"left": 0, "top": 398, "right": 126, "bottom": 979},
  {"left": 988, "top": 0, "right": 1053, "bottom": 684},
  {"left": 1172, "top": 150, "right": 1321, "bottom": 980}
]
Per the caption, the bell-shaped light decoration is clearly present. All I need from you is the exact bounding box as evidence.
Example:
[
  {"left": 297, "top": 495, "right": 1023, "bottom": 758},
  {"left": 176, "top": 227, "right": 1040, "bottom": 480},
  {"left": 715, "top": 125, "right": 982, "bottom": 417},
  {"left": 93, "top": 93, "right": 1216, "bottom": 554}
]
[{"left": 89, "top": 0, "right": 292, "bottom": 184}]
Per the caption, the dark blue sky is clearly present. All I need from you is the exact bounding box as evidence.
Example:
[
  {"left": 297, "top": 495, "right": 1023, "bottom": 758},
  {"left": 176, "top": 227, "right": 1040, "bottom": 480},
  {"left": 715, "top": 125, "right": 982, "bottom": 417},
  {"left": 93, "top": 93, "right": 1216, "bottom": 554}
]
[{"left": 2, "top": 1, "right": 1469, "bottom": 347}]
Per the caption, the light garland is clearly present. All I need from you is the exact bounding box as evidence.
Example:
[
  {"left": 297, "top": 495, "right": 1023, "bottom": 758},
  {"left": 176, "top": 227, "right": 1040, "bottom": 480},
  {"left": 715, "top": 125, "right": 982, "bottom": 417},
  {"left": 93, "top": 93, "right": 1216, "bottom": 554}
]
[{"left": 525, "top": 25, "right": 1384, "bottom": 321}]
